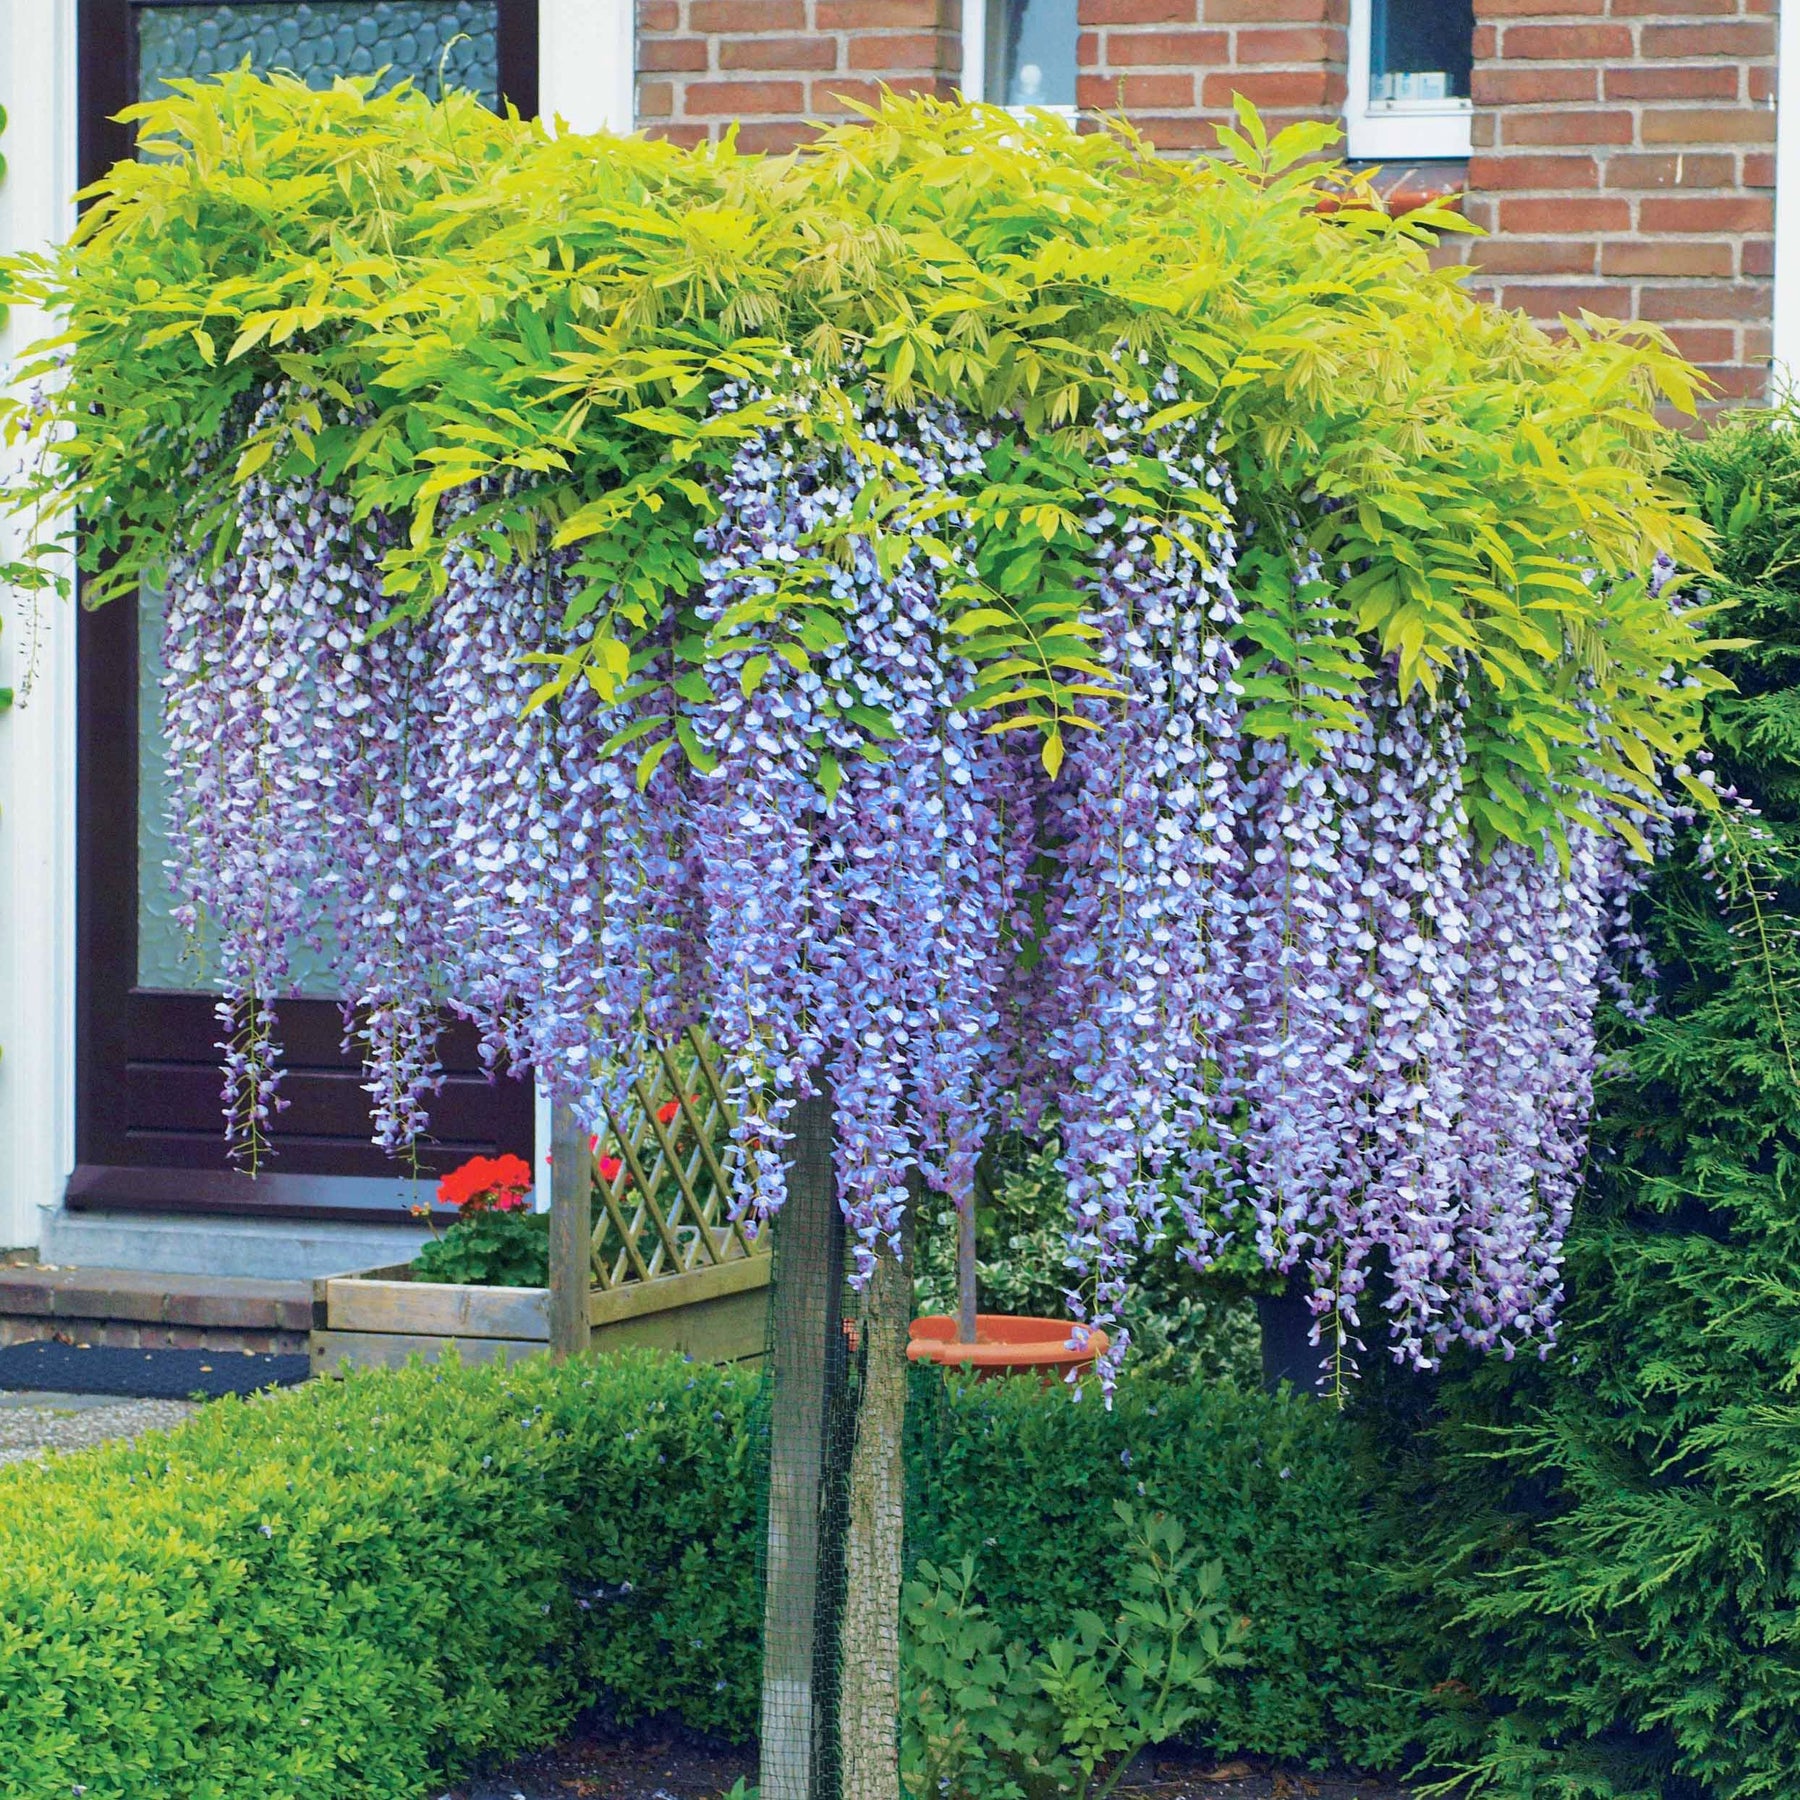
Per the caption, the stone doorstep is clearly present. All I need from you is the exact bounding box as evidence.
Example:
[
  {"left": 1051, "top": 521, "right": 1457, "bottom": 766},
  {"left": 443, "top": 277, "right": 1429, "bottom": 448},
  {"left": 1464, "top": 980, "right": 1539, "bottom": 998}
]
[
  {"left": 0, "top": 1319, "right": 308, "bottom": 1353},
  {"left": 0, "top": 1265, "right": 312, "bottom": 1355}
]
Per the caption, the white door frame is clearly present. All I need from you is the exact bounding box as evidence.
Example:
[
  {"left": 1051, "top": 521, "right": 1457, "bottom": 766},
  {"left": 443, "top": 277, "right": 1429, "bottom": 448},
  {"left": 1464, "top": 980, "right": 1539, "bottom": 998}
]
[
  {"left": 541, "top": 0, "right": 635, "bottom": 134},
  {"left": 0, "top": 0, "right": 80, "bottom": 1252}
]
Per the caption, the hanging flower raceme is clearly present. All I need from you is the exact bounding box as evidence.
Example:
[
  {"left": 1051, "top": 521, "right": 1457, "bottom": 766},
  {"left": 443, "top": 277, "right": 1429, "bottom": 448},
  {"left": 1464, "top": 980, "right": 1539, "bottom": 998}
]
[
  {"left": 150, "top": 370, "right": 1656, "bottom": 1386},
  {"left": 159, "top": 398, "right": 372, "bottom": 1163},
  {"left": 687, "top": 395, "right": 1021, "bottom": 1279}
]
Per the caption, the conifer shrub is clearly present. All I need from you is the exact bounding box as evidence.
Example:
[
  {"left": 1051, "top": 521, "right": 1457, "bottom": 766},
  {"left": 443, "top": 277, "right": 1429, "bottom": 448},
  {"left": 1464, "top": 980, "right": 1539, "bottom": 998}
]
[{"left": 1381, "top": 403, "right": 1800, "bottom": 1800}]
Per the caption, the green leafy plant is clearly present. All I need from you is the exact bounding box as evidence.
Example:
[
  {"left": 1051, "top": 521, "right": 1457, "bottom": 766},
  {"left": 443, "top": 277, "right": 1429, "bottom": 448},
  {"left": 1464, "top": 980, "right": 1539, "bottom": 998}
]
[
  {"left": 908, "top": 1370, "right": 1420, "bottom": 1772},
  {"left": 414, "top": 1204, "right": 549, "bottom": 1286},
  {"left": 902, "top": 1503, "right": 1247, "bottom": 1800}
]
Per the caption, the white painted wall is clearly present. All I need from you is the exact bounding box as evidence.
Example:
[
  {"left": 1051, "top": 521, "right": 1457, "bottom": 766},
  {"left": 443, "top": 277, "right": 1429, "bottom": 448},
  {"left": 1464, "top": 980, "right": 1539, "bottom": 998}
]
[
  {"left": 0, "top": 0, "right": 79, "bottom": 1250},
  {"left": 1777, "top": 0, "right": 1800, "bottom": 395}
]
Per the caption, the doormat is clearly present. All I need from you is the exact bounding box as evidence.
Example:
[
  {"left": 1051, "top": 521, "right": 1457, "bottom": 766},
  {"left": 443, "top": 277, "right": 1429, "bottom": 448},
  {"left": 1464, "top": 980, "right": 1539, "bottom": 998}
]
[{"left": 0, "top": 1340, "right": 310, "bottom": 1399}]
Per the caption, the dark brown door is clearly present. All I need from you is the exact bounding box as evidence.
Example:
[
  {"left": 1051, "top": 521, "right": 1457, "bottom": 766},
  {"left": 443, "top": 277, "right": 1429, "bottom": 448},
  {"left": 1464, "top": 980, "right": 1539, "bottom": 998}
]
[{"left": 72, "top": 0, "right": 540, "bottom": 1223}]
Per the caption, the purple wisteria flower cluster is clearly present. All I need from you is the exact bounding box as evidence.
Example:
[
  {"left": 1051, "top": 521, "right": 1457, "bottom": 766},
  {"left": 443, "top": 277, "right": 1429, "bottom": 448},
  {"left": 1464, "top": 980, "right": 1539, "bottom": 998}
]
[{"left": 155, "top": 378, "right": 1651, "bottom": 1379}]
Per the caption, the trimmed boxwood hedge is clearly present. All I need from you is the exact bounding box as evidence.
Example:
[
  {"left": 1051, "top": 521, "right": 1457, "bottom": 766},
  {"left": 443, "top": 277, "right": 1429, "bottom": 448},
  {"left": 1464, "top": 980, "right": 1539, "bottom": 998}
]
[
  {"left": 907, "top": 1372, "right": 1419, "bottom": 1773},
  {"left": 0, "top": 1353, "right": 1417, "bottom": 1798},
  {"left": 0, "top": 1353, "right": 764, "bottom": 1799}
]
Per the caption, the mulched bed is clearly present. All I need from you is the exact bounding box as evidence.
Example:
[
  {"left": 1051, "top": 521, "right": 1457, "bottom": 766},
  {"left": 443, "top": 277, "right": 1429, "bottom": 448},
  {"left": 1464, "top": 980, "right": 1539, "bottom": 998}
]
[
  {"left": 440, "top": 1722, "right": 1414, "bottom": 1800},
  {"left": 0, "top": 1339, "right": 309, "bottom": 1399}
]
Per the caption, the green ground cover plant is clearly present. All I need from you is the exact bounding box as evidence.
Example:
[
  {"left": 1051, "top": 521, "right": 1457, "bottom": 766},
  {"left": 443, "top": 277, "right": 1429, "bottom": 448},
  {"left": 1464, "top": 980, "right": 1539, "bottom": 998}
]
[
  {"left": 0, "top": 1352, "right": 1408, "bottom": 1798},
  {"left": 903, "top": 1504, "right": 1247, "bottom": 1800},
  {"left": 1377, "top": 403, "right": 1800, "bottom": 1800},
  {"left": 909, "top": 1370, "right": 1419, "bottom": 1774}
]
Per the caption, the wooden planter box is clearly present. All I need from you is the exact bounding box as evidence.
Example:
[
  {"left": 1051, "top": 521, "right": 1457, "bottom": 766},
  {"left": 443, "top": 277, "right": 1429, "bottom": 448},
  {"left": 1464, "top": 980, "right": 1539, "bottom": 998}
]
[
  {"left": 310, "top": 1253, "right": 771, "bottom": 1375},
  {"left": 313, "top": 1029, "right": 771, "bottom": 1375}
]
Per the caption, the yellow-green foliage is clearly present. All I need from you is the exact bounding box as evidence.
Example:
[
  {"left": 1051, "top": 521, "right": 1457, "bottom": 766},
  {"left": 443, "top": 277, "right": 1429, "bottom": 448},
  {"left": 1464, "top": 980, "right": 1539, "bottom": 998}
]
[{"left": 1, "top": 75, "right": 1720, "bottom": 846}]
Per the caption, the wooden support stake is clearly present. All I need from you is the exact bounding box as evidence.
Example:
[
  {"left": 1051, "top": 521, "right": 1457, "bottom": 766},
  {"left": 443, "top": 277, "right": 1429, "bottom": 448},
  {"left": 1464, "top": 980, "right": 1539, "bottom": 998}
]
[
  {"left": 760, "top": 1092, "right": 844, "bottom": 1800},
  {"left": 549, "top": 1099, "right": 592, "bottom": 1361}
]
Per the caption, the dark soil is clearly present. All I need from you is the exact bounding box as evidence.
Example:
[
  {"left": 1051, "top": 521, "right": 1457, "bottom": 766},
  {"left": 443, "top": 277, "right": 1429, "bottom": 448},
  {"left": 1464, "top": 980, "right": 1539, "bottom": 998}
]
[
  {"left": 439, "top": 1720, "right": 754, "bottom": 1800},
  {"left": 1121, "top": 1748, "right": 1414, "bottom": 1799},
  {"left": 440, "top": 1724, "right": 1414, "bottom": 1800}
]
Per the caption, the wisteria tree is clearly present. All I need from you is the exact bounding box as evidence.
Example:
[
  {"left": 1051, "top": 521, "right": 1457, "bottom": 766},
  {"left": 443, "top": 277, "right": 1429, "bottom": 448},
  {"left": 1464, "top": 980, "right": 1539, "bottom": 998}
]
[{"left": 2, "top": 78, "right": 1720, "bottom": 1800}]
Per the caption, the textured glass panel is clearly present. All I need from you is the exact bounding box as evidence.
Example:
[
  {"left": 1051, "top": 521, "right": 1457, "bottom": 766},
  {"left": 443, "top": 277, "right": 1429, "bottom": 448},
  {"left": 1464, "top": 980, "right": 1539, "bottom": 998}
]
[
  {"left": 133, "top": 2, "right": 499, "bottom": 995},
  {"left": 1369, "top": 0, "right": 1474, "bottom": 104},
  {"left": 135, "top": 2, "right": 501, "bottom": 110},
  {"left": 137, "top": 582, "right": 343, "bottom": 997},
  {"left": 986, "top": 0, "right": 1077, "bottom": 109}
]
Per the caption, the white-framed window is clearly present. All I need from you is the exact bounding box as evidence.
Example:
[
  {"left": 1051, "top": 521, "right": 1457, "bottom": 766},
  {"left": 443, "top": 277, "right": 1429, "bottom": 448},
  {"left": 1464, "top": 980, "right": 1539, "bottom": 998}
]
[
  {"left": 960, "top": 0, "right": 1078, "bottom": 112},
  {"left": 1346, "top": 0, "right": 1474, "bottom": 161}
]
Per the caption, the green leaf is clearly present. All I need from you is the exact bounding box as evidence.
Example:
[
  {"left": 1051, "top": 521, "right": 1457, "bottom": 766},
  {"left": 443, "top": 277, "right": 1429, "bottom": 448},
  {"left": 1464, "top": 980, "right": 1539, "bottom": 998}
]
[{"left": 635, "top": 737, "right": 673, "bottom": 791}]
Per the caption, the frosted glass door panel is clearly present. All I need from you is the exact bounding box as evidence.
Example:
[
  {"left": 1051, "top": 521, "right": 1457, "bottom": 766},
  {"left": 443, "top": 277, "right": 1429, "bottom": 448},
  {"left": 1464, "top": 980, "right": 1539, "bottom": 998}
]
[
  {"left": 131, "top": 0, "right": 502, "bottom": 995},
  {"left": 136, "top": 584, "right": 345, "bottom": 996},
  {"left": 136, "top": 3, "right": 501, "bottom": 109}
]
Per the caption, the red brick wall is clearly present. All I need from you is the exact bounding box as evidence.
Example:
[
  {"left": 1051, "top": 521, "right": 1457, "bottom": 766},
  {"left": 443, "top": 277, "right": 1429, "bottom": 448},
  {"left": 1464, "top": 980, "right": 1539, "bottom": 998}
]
[
  {"left": 1075, "top": 0, "right": 1347, "bottom": 151},
  {"left": 1458, "top": 0, "right": 1777, "bottom": 404},
  {"left": 633, "top": 0, "right": 1778, "bottom": 402},
  {"left": 637, "top": 0, "right": 1349, "bottom": 159},
  {"left": 637, "top": 0, "right": 961, "bottom": 153}
]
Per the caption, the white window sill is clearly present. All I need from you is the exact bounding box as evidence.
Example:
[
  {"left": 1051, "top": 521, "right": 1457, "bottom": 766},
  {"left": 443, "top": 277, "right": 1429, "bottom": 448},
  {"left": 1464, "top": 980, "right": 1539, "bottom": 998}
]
[{"left": 1346, "top": 101, "right": 1473, "bottom": 163}]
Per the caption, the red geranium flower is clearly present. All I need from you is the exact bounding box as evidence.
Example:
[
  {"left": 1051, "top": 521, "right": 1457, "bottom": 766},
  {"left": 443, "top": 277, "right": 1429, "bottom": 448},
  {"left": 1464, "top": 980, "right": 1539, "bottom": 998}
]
[
  {"left": 655, "top": 1095, "right": 700, "bottom": 1127},
  {"left": 596, "top": 1155, "right": 624, "bottom": 1185},
  {"left": 437, "top": 1153, "right": 533, "bottom": 1214}
]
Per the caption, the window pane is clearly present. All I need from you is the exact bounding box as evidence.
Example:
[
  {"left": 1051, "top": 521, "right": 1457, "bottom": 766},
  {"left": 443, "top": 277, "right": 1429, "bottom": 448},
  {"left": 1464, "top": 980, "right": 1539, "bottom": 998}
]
[
  {"left": 1369, "top": 0, "right": 1474, "bottom": 104},
  {"left": 135, "top": 2, "right": 501, "bottom": 110},
  {"left": 987, "top": 0, "right": 1078, "bottom": 108}
]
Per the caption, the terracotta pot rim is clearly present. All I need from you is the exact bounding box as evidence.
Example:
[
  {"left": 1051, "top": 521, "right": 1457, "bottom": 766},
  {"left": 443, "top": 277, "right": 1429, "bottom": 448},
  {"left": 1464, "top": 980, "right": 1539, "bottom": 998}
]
[{"left": 905, "top": 1312, "right": 1107, "bottom": 1368}]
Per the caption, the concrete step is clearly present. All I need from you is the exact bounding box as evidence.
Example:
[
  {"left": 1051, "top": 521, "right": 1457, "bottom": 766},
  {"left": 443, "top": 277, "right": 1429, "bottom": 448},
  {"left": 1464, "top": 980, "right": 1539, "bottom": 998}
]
[
  {"left": 38, "top": 1205, "right": 432, "bottom": 1282},
  {"left": 0, "top": 1263, "right": 315, "bottom": 1354}
]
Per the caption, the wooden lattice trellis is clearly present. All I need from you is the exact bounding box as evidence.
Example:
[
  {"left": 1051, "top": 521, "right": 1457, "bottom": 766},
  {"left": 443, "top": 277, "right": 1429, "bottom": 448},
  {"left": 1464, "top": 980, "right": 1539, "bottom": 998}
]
[
  {"left": 590, "top": 1026, "right": 767, "bottom": 1290},
  {"left": 311, "top": 1027, "right": 770, "bottom": 1374}
]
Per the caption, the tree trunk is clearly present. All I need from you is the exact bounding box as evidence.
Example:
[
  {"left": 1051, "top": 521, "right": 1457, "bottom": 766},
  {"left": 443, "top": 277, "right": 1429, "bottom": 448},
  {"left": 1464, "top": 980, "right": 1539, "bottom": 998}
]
[
  {"left": 761, "top": 1094, "right": 845, "bottom": 1800},
  {"left": 838, "top": 1233, "right": 912, "bottom": 1800}
]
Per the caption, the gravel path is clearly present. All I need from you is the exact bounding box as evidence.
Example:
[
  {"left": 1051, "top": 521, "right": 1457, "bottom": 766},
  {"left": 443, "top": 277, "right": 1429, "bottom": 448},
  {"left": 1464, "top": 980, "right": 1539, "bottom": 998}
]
[{"left": 0, "top": 1390, "right": 199, "bottom": 1465}]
